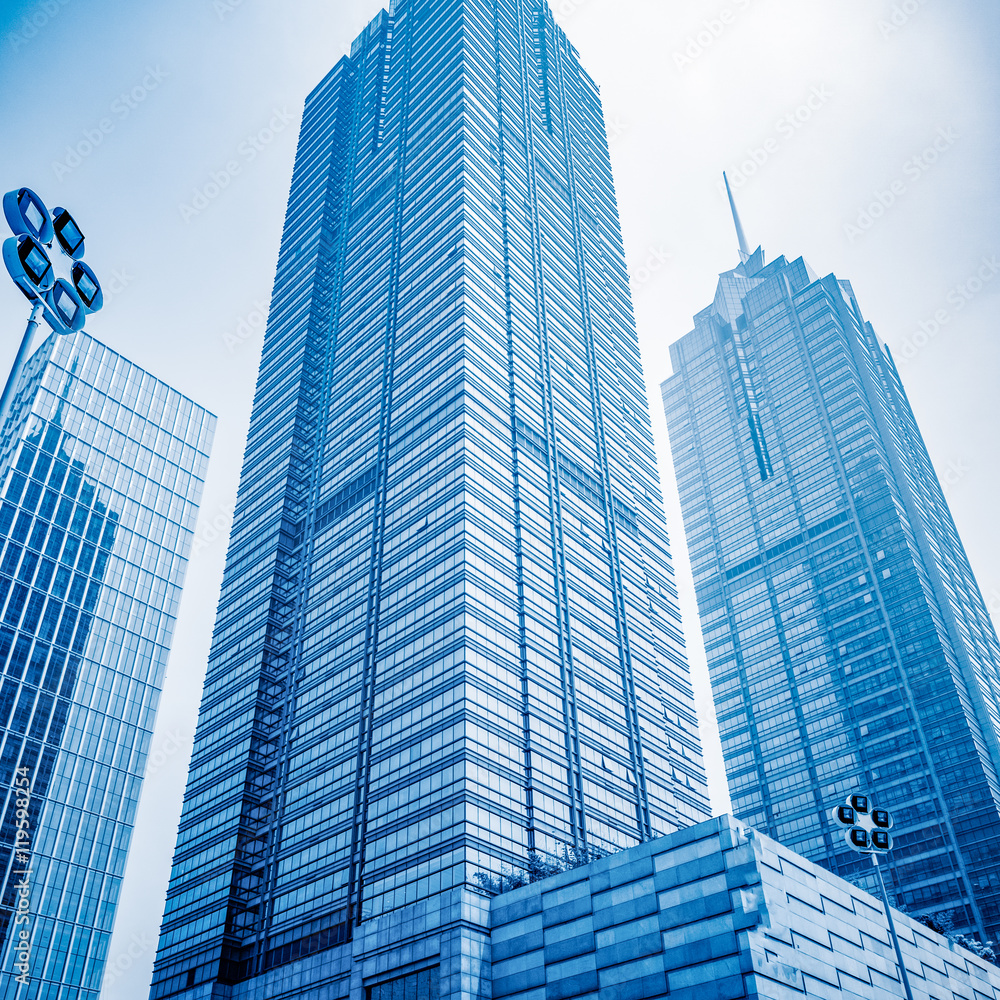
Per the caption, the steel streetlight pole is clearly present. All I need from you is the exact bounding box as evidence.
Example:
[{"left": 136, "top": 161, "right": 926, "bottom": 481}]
[
  {"left": 0, "top": 299, "right": 43, "bottom": 432},
  {"left": 872, "top": 853, "right": 915, "bottom": 1000},
  {"left": 832, "top": 792, "right": 914, "bottom": 1000}
]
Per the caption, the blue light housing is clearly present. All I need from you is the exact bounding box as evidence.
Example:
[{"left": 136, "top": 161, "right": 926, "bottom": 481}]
[
  {"left": 3, "top": 188, "right": 54, "bottom": 244},
  {"left": 872, "top": 809, "right": 893, "bottom": 830},
  {"left": 833, "top": 805, "right": 855, "bottom": 827},
  {"left": 72, "top": 261, "right": 103, "bottom": 312},
  {"left": 52, "top": 207, "right": 86, "bottom": 259},
  {"left": 847, "top": 827, "right": 870, "bottom": 851},
  {"left": 3, "top": 234, "right": 55, "bottom": 298},
  {"left": 43, "top": 278, "right": 86, "bottom": 333},
  {"left": 871, "top": 830, "right": 893, "bottom": 852}
]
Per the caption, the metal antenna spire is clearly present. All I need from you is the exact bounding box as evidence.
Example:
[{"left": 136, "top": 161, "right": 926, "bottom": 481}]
[{"left": 723, "top": 171, "right": 751, "bottom": 263}]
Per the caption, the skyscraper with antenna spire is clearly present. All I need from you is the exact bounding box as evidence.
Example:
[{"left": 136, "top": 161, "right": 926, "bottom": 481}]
[
  {"left": 723, "top": 171, "right": 751, "bottom": 263},
  {"left": 661, "top": 182, "right": 1000, "bottom": 940}
]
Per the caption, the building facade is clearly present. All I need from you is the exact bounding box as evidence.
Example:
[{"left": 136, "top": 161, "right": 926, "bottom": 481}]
[
  {"left": 661, "top": 238, "right": 1000, "bottom": 941},
  {"left": 0, "top": 330, "right": 213, "bottom": 998},
  {"left": 150, "top": 1, "right": 708, "bottom": 997},
  {"left": 491, "top": 814, "right": 1000, "bottom": 1000}
]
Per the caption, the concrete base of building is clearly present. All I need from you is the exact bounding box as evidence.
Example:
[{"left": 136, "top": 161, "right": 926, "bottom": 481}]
[
  {"left": 160, "top": 816, "right": 1000, "bottom": 999},
  {"left": 492, "top": 815, "right": 1000, "bottom": 1000}
]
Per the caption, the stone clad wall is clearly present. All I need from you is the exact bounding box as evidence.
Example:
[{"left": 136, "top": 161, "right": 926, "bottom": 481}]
[
  {"left": 489, "top": 816, "right": 1000, "bottom": 1000},
  {"left": 150, "top": 816, "right": 1000, "bottom": 999}
]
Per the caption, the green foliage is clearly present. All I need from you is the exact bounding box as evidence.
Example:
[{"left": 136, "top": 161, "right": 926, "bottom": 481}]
[
  {"left": 472, "top": 844, "right": 616, "bottom": 896},
  {"left": 953, "top": 933, "right": 999, "bottom": 966},
  {"left": 915, "top": 912, "right": 948, "bottom": 935},
  {"left": 911, "top": 909, "right": 999, "bottom": 966}
]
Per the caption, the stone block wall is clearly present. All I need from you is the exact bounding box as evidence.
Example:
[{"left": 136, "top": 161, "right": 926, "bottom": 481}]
[
  {"left": 151, "top": 817, "right": 1000, "bottom": 999},
  {"left": 489, "top": 815, "right": 1000, "bottom": 1000}
]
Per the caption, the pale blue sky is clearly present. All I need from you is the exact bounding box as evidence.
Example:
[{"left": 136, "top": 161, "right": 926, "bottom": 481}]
[{"left": 1, "top": 1, "right": 998, "bottom": 996}]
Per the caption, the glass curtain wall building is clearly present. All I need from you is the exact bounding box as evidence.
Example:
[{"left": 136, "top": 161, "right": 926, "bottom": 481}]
[
  {"left": 0, "top": 330, "right": 213, "bottom": 999},
  {"left": 661, "top": 234, "right": 1000, "bottom": 941},
  {"left": 151, "top": 1, "right": 707, "bottom": 997}
]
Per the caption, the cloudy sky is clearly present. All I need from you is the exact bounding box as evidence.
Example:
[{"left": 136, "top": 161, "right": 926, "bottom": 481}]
[{"left": 1, "top": 0, "right": 997, "bottom": 995}]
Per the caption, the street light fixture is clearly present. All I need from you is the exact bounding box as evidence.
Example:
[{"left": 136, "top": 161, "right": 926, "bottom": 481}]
[
  {"left": 1, "top": 186, "right": 103, "bottom": 429},
  {"left": 51, "top": 207, "right": 86, "bottom": 259},
  {"left": 2, "top": 235, "right": 55, "bottom": 297},
  {"left": 72, "top": 261, "right": 102, "bottom": 311},
  {"left": 43, "top": 280, "right": 86, "bottom": 334},
  {"left": 832, "top": 792, "right": 913, "bottom": 1000},
  {"left": 3, "top": 187, "right": 54, "bottom": 244}
]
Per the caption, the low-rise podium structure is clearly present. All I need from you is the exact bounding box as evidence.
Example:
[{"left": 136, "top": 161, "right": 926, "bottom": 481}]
[{"left": 491, "top": 815, "right": 1000, "bottom": 1000}]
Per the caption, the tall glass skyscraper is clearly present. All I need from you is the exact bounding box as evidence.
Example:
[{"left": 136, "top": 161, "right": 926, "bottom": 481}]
[
  {"left": 661, "top": 209, "right": 1000, "bottom": 941},
  {"left": 151, "top": 2, "right": 707, "bottom": 997},
  {"left": 0, "top": 330, "right": 213, "bottom": 998}
]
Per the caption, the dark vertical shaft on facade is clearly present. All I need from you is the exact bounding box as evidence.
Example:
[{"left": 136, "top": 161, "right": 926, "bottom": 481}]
[
  {"left": 663, "top": 243, "right": 1000, "bottom": 942},
  {"left": 151, "top": 4, "right": 708, "bottom": 995},
  {"left": 348, "top": 6, "right": 416, "bottom": 926}
]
